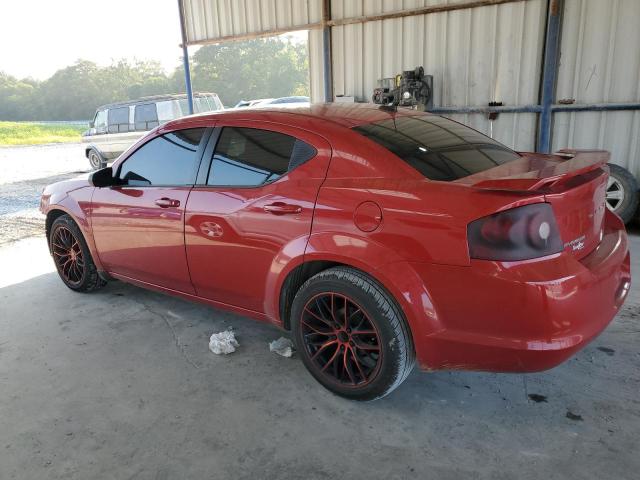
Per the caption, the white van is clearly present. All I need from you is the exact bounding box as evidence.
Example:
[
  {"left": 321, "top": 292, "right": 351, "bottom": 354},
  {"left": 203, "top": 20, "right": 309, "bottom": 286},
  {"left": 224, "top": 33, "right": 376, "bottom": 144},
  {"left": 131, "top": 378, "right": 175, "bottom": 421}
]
[{"left": 82, "top": 93, "right": 224, "bottom": 169}]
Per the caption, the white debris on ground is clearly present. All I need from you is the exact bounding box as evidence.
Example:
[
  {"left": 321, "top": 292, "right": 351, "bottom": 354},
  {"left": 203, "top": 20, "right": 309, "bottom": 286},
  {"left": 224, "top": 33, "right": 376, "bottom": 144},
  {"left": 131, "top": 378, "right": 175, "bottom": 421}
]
[
  {"left": 208, "top": 330, "right": 239, "bottom": 355},
  {"left": 269, "top": 337, "right": 295, "bottom": 358}
]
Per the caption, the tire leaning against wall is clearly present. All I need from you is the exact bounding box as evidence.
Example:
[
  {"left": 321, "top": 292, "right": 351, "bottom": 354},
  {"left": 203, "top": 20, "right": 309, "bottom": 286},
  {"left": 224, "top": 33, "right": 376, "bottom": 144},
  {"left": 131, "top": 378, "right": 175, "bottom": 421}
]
[{"left": 606, "top": 163, "right": 639, "bottom": 224}]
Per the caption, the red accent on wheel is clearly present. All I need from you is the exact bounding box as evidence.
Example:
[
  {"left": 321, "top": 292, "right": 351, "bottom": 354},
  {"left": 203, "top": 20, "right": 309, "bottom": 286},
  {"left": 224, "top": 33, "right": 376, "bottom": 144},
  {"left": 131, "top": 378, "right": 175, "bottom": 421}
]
[
  {"left": 52, "top": 226, "right": 85, "bottom": 286},
  {"left": 300, "top": 292, "right": 382, "bottom": 387}
]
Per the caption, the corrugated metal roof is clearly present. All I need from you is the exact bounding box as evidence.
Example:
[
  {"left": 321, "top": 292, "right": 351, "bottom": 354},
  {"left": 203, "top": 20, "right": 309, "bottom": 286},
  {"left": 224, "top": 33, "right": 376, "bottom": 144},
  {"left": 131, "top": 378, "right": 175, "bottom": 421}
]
[{"left": 182, "top": 0, "right": 322, "bottom": 44}]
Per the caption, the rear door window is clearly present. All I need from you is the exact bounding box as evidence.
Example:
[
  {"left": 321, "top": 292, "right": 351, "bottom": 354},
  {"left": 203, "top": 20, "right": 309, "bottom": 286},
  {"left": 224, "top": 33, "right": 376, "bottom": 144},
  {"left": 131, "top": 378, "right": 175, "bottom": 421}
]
[
  {"left": 194, "top": 97, "right": 211, "bottom": 113},
  {"left": 207, "top": 127, "right": 316, "bottom": 187},
  {"left": 211, "top": 95, "right": 224, "bottom": 110},
  {"left": 107, "top": 107, "right": 130, "bottom": 133},
  {"left": 117, "top": 128, "right": 206, "bottom": 186},
  {"left": 353, "top": 115, "right": 521, "bottom": 181},
  {"left": 134, "top": 103, "right": 159, "bottom": 131}
]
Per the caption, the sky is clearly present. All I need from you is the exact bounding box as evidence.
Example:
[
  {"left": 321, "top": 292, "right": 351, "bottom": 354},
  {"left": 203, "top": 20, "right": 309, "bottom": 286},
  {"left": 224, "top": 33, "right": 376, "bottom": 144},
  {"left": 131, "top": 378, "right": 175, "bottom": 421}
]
[
  {"left": 0, "top": 0, "right": 182, "bottom": 80},
  {"left": 0, "top": 0, "right": 308, "bottom": 81},
  {"left": 0, "top": 0, "right": 183, "bottom": 80},
  {"left": 0, "top": 0, "right": 183, "bottom": 79}
]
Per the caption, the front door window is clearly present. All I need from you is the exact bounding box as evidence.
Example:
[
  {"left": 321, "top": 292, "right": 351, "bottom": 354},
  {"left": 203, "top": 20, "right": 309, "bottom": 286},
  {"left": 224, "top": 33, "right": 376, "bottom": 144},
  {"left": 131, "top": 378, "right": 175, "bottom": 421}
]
[{"left": 118, "top": 128, "right": 206, "bottom": 186}]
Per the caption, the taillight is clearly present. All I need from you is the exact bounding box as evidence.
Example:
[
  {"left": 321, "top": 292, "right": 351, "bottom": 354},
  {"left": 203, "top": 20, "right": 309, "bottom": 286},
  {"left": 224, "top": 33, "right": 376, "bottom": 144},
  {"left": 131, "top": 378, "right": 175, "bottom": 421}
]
[{"left": 467, "top": 203, "right": 563, "bottom": 261}]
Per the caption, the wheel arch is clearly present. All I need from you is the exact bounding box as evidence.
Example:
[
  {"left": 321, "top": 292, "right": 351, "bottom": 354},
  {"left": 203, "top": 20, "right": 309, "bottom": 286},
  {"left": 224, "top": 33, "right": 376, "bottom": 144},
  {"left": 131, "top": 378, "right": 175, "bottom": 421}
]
[
  {"left": 43, "top": 200, "right": 104, "bottom": 273},
  {"left": 45, "top": 208, "right": 68, "bottom": 244},
  {"left": 279, "top": 259, "right": 345, "bottom": 330},
  {"left": 85, "top": 145, "right": 102, "bottom": 158},
  {"left": 274, "top": 235, "right": 442, "bottom": 370}
]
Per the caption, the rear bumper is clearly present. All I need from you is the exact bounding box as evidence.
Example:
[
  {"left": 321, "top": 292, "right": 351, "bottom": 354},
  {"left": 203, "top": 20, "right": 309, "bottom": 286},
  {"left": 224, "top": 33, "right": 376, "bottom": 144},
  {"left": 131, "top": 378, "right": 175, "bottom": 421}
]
[{"left": 411, "top": 209, "right": 631, "bottom": 372}]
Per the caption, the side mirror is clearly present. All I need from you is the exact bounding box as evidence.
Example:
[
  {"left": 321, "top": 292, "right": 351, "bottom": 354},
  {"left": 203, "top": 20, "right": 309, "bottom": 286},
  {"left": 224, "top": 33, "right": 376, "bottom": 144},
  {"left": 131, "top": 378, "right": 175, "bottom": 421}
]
[
  {"left": 90, "top": 167, "right": 115, "bottom": 188},
  {"left": 89, "top": 121, "right": 95, "bottom": 128}
]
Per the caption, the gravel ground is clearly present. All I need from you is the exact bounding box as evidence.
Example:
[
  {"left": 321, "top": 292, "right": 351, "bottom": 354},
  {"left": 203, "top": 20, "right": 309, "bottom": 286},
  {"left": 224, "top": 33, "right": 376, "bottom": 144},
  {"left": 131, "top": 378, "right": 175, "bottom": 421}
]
[{"left": 0, "top": 143, "right": 90, "bottom": 245}]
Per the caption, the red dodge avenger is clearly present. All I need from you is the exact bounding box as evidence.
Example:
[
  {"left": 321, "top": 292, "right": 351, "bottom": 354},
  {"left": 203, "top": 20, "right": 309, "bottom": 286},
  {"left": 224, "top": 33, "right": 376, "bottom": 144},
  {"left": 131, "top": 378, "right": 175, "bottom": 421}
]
[{"left": 41, "top": 103, "right": 631, "bottom": 400}]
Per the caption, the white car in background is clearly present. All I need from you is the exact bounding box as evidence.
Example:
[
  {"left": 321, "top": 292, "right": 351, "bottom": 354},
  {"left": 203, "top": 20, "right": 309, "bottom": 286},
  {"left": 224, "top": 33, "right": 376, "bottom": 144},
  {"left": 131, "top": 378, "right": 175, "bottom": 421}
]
[
  {"left": 233, "top": 96, "right": 310, "bottom": 109},
  {"left": 256, "top": 96, "right": 309, "bottom": 106},
  {"left": 233, "top": 98, "right": 273, "bottom": 108},
  {"left": 83, "top": 93, "right": 224, "bottom": 169}
]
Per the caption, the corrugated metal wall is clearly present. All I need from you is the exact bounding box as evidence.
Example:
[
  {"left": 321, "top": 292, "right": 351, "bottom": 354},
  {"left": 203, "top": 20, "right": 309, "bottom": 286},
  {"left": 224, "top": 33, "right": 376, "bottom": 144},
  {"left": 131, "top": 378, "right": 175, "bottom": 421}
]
[
  {"left": 323, "top": 0, "right": 546, "bottom": 151},
  {"left": 181, "top": 0, "right": 640, "bottom": 175},
  {"left": 553, "top": 0, "right": 640, "bottom": 177},
  {"left": 182, "top": 0, "right": 321, "bottom": 44}
]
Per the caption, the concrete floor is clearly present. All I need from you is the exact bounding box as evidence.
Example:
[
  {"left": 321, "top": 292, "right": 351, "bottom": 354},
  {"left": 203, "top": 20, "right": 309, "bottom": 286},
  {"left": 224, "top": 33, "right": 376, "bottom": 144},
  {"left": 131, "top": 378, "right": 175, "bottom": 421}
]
[{"left": 0, "top": 234, "right": 639, "bottom": 480}]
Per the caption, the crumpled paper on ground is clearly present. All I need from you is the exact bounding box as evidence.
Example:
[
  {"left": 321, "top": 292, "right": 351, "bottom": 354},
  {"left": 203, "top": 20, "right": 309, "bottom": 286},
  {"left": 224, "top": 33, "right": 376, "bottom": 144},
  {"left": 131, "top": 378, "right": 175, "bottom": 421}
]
[
  {"left": 209, "top": 330, "right": 239, "bottom": 354},
  {"left": 269, "top": 337, "right": 295, "bottom": 357}
]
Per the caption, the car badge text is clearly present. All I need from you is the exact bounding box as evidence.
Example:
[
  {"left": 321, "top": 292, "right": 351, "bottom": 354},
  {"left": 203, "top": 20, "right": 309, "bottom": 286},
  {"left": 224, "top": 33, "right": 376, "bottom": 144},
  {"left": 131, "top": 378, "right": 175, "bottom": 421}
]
[{"left": 564, "top": 235, "right": 586, "bottom": 251}]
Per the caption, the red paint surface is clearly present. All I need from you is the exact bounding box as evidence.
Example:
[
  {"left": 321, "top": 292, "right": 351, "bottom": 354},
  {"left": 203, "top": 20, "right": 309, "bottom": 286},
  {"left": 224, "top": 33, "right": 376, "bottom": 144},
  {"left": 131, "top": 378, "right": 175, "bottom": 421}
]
[
  {"left": 41, "top": 104, "right": 631, "bottom": 373},
  {"left": 91, "top": 186, "right": 195, "bottom": 294}
]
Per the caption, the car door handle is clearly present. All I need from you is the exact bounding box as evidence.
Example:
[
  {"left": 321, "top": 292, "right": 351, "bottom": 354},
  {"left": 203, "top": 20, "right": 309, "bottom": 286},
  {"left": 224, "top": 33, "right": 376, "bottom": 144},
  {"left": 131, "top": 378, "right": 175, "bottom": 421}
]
[
  {"left": 263, "top": 202, "right": 302, "bottom": 215},
  {"left": 155, "top": 197, "right": 180, "bottom": 208}
]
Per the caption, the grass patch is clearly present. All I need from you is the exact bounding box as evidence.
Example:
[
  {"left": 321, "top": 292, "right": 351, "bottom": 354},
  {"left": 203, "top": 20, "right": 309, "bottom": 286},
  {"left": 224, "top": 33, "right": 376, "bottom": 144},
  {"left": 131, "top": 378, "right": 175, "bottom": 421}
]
[{"left": 0, "top": 122, "right": 86, "bottom": 146}]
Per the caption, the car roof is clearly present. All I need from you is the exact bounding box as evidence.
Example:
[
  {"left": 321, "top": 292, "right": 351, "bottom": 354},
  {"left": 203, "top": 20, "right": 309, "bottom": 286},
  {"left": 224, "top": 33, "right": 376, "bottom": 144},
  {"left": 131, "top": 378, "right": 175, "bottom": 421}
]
[{"left": 166, "top": 102, "right": 426, "bottom": 129}]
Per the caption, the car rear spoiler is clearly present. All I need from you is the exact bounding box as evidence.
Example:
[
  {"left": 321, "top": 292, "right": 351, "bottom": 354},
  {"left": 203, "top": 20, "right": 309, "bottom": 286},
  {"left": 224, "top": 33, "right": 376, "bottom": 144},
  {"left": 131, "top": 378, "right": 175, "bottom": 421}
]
[{"left": 468, "top": 149, "right": 610, "bottom": 192}]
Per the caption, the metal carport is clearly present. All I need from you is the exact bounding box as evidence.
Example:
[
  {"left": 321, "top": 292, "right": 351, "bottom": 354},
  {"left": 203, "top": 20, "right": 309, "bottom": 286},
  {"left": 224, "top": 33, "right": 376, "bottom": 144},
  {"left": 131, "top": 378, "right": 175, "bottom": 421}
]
[{"left": 177, "top": 0, "right": 640, "bottom": 177}]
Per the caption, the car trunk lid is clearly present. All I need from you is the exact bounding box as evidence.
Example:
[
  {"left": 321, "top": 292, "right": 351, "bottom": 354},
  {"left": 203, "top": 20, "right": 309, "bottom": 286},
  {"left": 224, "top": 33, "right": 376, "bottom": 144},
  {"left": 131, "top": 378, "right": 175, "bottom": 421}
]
[{"left": 457, "top": 150, "right": 610, "bottom": 260}]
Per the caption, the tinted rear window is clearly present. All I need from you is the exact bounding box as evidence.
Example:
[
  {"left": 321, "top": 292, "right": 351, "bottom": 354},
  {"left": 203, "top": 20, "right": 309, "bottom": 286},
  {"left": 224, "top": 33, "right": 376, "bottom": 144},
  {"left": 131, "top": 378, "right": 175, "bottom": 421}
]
[
  {"left": 353, "top": 115, "right": 520, "bottom": 181},
  {"left": 207, "top": 127, "right": 315, "bottom": 187}
]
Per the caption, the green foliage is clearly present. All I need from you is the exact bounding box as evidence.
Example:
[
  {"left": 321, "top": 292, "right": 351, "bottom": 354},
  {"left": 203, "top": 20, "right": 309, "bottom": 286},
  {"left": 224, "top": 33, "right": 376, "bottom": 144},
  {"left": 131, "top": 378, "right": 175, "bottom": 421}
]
[
  {"left": 0, "top": 121, "right": 85, "bottom": 145},
  {"left": 0, "top": 36, "right": 309, "bottom": 121},
  {"left": 0, "top": 72, "right": 38, "bottom": 120},
  {"left": 190, "top": 38, "right": 309, "bottom": 106}
]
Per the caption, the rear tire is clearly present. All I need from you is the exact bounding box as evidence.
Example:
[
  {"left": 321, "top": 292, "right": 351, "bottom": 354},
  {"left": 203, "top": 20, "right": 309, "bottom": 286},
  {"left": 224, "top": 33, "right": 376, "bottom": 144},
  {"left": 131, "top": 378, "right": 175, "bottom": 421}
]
[
  {"left": 291, "top": 267, "right": 415, "bottom": 401},
  {"left": 49, "top": 214, "right": 106, "bottom": 292},
  {"left": 606, "top": 163, "right": 638, "bottom": 224}
]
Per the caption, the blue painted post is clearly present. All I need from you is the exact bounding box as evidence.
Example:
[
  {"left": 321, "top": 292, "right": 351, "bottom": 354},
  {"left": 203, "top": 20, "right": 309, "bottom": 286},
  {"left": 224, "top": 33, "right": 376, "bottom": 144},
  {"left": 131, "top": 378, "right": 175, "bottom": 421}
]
[
  {"left": 537, "top": 0, "right": 563, "bottom": 153},
  {"left": 178, "top": 0, "right": 194, "bottom": 115}
]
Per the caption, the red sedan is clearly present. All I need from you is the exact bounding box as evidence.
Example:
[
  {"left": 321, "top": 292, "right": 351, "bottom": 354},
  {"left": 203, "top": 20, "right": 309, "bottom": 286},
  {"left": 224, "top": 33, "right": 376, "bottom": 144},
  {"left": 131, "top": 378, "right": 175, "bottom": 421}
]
[{"left": 41, "top": 103, "right": 631, "bottom": 400}]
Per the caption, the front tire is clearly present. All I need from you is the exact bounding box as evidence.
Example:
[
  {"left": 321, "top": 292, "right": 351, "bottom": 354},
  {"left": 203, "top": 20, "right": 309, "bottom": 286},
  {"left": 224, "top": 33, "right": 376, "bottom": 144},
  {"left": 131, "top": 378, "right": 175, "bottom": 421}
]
[
  {"left": 87, "top": 148, "right": 104, "bottom": 170},
  {"left": 291, "top": 267, "right": 415, "bottom": 401},
  {"left": 49, "top": 214, "right": 106, "bottom": 292}
]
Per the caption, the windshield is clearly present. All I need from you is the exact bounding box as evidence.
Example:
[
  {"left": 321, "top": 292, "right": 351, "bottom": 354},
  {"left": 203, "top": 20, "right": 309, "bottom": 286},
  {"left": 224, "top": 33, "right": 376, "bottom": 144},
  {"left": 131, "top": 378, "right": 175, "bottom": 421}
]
[{"left": 353, "top": 115, "right": 520, "bottom": 182}]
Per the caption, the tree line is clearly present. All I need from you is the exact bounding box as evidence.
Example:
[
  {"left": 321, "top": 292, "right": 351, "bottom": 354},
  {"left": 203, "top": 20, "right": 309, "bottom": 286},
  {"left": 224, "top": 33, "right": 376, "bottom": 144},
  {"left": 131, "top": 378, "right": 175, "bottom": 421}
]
[{"left": 0, "top": 37, "right": 309, "bottom": 121}]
